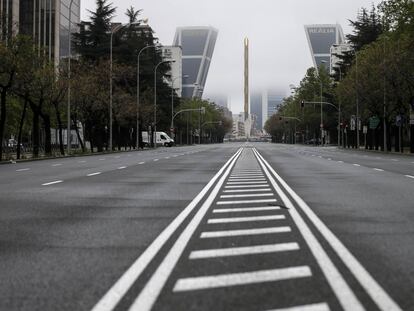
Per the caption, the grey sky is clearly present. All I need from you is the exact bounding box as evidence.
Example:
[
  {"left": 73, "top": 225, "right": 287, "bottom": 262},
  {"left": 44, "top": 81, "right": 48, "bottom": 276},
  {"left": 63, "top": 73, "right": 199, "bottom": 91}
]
[{"left": 81, "top": 0, "right": 381, "bottom": 113}]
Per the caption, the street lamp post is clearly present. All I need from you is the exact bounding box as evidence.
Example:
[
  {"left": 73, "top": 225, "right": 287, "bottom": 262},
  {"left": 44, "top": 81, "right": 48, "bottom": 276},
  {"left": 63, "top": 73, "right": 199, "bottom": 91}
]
[
  {"left": 356, "top": 52, "right": 360, "bottom": 149},
  {"left": 136, "top": 44, "right": 156, "bottom": 149},
  {"left": 319, "top": 60, "right": 327, "bottom": 146},
  {"left": 67, "top": 0, "right": 75, "bottom": 155},
  {"left": 154, "top": 60, "right": 175, "bottom": 148}
]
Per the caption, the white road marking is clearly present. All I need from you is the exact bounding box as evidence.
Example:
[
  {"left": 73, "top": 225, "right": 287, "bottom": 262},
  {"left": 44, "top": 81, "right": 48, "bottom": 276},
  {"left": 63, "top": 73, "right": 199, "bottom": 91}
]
[
  {"left": 153, "top": 159, "right": 159, "bottom": 162},
  {"left": 405, "top": 175, "right": 414, "bottom": 179},
  {"left": 318, "top": 156, "right": 323, "bottom": 158},
  {"left": 139, "top": 162, "right": 145, "bottom": 164},
  {"left": 227, "top": 181, "right": 268, "bottom": 185},
  {"left": 93, "top": 149, "right": 242, "bottom": 311},
  {"left": 353, "top": 164, "right": 361, "bottom": 167},
  {"left": 165, "top": 157, "right": 170, "bottom": 159},
  {"left": 118, "top": 166, "right": 127, "bottom": 170},
  {"left": 337, "top": 161, "right": 344, "bottom": 163},
  {"left": 216, "top": 198, "right": 277, "bottom": 205},
  {"left": 391, "top": 159, "right": 399, "bottom": 162},
  {"left": 223, "top": 188, "right": 271, "bottom": 193},
  {"left": 266, "top": 302, "right": 330, "bottom": 311},
  {"left": 87, "top": 172, "right": 102, "bottom": 176},
  {"left": 327, "top": 158, "right": 331, "bottom": 161},
  {"left": 200, "top": 226, "right": 291, "bottom": 238},
  {"left": 225, "top": 184, "right": 269, "bottom": 189},
  {"left": 213, "top": 206, "right": 280, "bottom": 213},
  {"left": 231, "top": 173, "right": 264, "bottom": 176},
  {"left": 78, "top": 160, "right": 87, "bottom": 163},
  {"left": 42, "top": 180, "right": 63, "bottom": 186},
  {"left": 51, "top": 163, "right": 62, "bottom": 167},
  {"left": 16, "top": 168, "right": 30, "bottom": 172},
  {"left": 189, "top": 242, "right": 299, "bottom": 259},
  {"left": 373, "top": 168, "right": 384, "bottom": 172},
  {"left": 208, "top": 215, "right": 285, "bottom": 224},
  {"left": 173, "top": 266, "right": 312, "bottom": 292},
  {"left": 99, "top": 158, "right": 105, "bottom": 161},
  {"left": 254, "top": 148, "right": 401, "bottom": 311},
  {"left": 220, "top": 193, "right": 274, "bottom": 199},
  {"left": 228, "top": 178, "right": 266, "bottom": 181}
]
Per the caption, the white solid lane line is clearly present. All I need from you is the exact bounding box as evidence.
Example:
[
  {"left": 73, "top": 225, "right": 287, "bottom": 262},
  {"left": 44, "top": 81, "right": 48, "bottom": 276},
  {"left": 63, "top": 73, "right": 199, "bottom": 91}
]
[
  {"left": 200, "top": 226, "right": 291, "bottom": 238},
  {"left": 405, "top": 175, "right": 414, "bottom": 179},
  {"left": 213, "top": 206, "right": 281, "bottom": 213},
  {"left": 220, "top": 193, "right": 274, "bottom": 199},
  {"left": 216, "top": 198, "right": 277, "bottom": 205},
  {"left": 118, "top": 166, "right": 127, "bottom": 170},
  {"left": 373, "top": 168, "right": 384, "bottom": 172},
  {"left": 173, "top": 266, "right": 312, "bottom": 292},
  {"left": 266, "top": 302, "right": 330, "bottom": 311},
  {"left": 108, "top": 149, "right": 243, "bottom": 311},
  {"left": 16, "top": 168, "right": 30, "bottom": 172},
  {"left": 42, "top": 180, "right": 63, "bottom": 186},
  {"left": 87, "top": 172, "right": 102, "bottom": 176},
  {"left": 254, "top": 148, "right": 401, "bottom": 311},
  {"left": 189, "top": 242, "right": 300, "bottom": 259},
  {"left": 208, "top": 215, "right": 285, "bottom": 224},
  {"left": 223, "top": 188, "right": 271, "bottom": 193},
  {"left": 225, "top": 184, "right": 269, "bottom": 189}
]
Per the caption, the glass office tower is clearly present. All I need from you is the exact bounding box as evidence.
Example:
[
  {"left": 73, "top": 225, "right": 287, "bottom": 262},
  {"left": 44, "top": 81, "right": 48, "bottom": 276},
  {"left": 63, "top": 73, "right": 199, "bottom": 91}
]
[
  {"left": 173, "top": 26, "right": 218, "bottom": 98},
  {"left": 304, "top": 24, "right": 345, "bottom": 70}
]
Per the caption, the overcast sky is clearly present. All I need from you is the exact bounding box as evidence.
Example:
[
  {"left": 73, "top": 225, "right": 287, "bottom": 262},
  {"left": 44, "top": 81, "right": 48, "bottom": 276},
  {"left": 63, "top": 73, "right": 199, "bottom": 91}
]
[{"left": 81, "top": 0, "right": 381, "bottom": 113}]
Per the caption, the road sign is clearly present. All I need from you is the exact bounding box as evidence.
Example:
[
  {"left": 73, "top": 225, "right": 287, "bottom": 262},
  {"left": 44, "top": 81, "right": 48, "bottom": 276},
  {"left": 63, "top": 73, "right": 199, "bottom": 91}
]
[{"left": 369, "top": 116, "right": 380, "bottom": 129}]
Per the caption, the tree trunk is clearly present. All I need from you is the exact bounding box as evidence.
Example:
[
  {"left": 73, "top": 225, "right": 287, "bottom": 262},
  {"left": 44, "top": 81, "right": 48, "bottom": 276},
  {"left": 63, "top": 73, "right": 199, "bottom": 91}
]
[
  {"left": 54, "top": 103, "right": 65, "bottom": 156},
  {"left": 410, "top": 124, "right": 414, "bottom": 153},
  {"left": 32, "top": 109, "right": 40, "bottom": 158},
  {"left": 41, "top": 113, "right": 52, "bottom": 156},
  {"left": 0, "top": 90, "right": 7, "bottom": 161},
  {"left": 17, "top": 100, "right": 28, "bottom": 159},
  {"left": 72, "top": 116, "right": 85, "bottom": 152}
]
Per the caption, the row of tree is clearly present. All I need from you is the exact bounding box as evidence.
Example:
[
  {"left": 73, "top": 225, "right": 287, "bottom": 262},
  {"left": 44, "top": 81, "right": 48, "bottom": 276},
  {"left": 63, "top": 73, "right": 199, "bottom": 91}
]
[
  {"left": 0, "top": 0, "right": 231, "bottom": 161},
  {"left": 265, "top": 0, "right": 414, "bottom": 153}
]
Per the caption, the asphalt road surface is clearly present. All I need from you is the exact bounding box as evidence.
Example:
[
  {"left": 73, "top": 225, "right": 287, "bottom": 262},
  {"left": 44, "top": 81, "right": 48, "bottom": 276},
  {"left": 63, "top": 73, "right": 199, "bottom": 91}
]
[{"left": 0, "top": 143, "right": 413, "bottom": 311}]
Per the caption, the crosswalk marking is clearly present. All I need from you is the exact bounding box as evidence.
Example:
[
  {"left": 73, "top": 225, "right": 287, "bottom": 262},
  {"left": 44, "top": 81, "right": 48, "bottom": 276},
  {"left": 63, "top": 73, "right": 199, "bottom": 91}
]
[
  {"left": 216, "top": 198, "right": 277, "bottom": 205},
  {"left": 200, "top": 226, "right": 292, "bottom": 238},
  {"left": 208, "top": 214, "right": 285, "bottom": 224},
  {"left": 227, "top": 181, "right": 268, "bottom": 185},
  {"left": 220, "top": 193, "right": 274, "bottom": 199},
  {"left": 173, "top": 266, "right": 312, "bottom": 292},
  {"left": 223, "top": 188, "right": 271, "bottom": 193},
  {"left": 225, "top": 184, "right": 270, "bottom": 188},
  {"left": 213, "top": 206, "right": 280, "bottom": 213},
  {"left": 189, "top": 242, "right": 300, "bottom": 259},
  {"left": 228, "top": 178, "right": 266, "bottom": 181}
]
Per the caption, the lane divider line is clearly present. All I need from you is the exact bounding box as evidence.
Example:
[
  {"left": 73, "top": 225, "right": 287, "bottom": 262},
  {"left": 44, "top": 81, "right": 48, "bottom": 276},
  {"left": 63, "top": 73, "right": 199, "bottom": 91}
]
[
  {"left": 42, "top": 180, "right": 63, "bottom": 186},
  {"left": 91, "top": 148, "right": 242, "bottom": 311},
  {"left": 87, "top": 172, "right": 102, "bottom": 177},
  {"left": 254, "top": 148, "right": 401, "bottom": 311}
]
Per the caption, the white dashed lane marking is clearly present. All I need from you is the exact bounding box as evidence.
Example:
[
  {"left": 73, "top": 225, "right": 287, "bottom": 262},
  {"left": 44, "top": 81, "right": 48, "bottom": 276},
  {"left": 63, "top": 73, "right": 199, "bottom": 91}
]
[
  {"left": 87, "top": 172, "right": 101, "bottom": 177},
  {"left": 42, "top": 180, "right": 63, "bottom": 186},
  {"left": 16, "top": 168, "right": 30, "bottom": 172}
]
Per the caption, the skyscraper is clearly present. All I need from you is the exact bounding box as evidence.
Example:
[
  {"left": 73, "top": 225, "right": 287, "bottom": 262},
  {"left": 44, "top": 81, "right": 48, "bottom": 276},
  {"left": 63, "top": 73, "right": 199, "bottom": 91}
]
[
  {"left": 173, "top": 26, "right": 218, "bottom": 98},
  {"left": 0, "top": 0, "right": 80, "bottom": 64},
  {"left": 262, "top": 91, "right": 285, "bottom": 128},
  {"left": 304, "top": 24, "right": 345, "bottom": 70}
]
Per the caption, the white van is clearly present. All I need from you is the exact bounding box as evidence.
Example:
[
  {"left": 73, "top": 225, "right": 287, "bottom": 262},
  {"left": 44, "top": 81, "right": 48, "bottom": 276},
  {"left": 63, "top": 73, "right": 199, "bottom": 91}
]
[{"left": 142, "top": 131, "right": 174, "bottom": 147}]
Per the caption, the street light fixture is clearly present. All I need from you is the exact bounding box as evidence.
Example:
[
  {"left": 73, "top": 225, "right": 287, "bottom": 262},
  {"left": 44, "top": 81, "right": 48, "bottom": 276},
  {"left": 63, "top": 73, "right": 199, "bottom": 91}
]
[
  {"left": 154, "top": 59, "right": 175, "bottom": 148},
  {"left": 136, "top": 43, "right": 157, "bottom": 149}
]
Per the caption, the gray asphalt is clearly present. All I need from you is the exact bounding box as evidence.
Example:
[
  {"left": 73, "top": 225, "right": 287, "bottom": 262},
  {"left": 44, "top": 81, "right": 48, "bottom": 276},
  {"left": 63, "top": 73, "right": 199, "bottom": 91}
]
[{"left": 0, "top": 143, "right": 413, "bottom": 310}]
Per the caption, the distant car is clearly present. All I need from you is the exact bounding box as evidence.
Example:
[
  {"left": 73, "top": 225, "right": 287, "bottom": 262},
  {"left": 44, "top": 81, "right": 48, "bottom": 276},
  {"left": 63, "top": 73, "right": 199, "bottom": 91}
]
[{"left": 305, "top": 138, "right": 321, "bottom": 145}]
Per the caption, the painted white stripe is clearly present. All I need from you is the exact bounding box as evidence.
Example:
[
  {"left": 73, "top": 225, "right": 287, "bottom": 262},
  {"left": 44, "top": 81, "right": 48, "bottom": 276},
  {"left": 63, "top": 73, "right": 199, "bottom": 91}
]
[
  {"left": 118, "top": 166, "right": 127, "bottom": 170},
  {"left": 373, "top": 168, "right": 384, "bottom": 172},
  {"left": 165, "top": 157, "right": 170, "bottom": 159},
  {"left": 213, "top": 206, "right": 280, "bottom": 213},
  {"left": 254, "top": 148, "right": 401, "bottom": 311},
  {"left": 138, "top": 162, "right": 145, "bottom": 164},
  {"left": 78, "top": 160, "right": 87, "bottom": 163},
  {"left": 208, "top": 215, "right": 285, "bottom": 224},
  {"left": 189, "top": 242, "right": 299, "bottom": 259},
  {"left": 16, "top": 168, "right": 30, "bottom": 172},
  {"left": 225, "top": 184, "right": 269, "bottom": 189},
  {"left": 220, "top": 193, "right": 274, "bottom": 199},
  {"left": 227, "top": 181, "right": 268, "bottom": 185},
  {"left": 87, "top": 172, "right": 101, "bottom": 176},
  {"left": 228, "top": 178, "right": 266, "bottom": 181},
  {"left": 216, "top": 198, "right": 277, "bottom": 205},
  {"left": 153, "top": 159, "right": 159, "bottom": 162},
  {"left": 99, "top": 158, "right": 105, "bottom": 161},
  {"left": 124, "top": 149, "right": 243, "bottom": 311},
  {"left": 231, "top": 174, "right": 264, "bottom": 177},
  {"left": 266, "top": 302, "right": 330, "bottom": 311},
  {"left": 42, "top": 180, "right": 63, "bottom": 186},
  {"left": 173, "top": 266, "right": 312, "bottom": 292},
  {"left": 353, "top": 164, "right": 361, "bottom": 167},
  {"left": 51, "top": 163, "right": 62, "bottom": 167},
  {"left": 405, "top": 175, "right": 414, "bottom": 179},
  {"left": 223, "top": 188, "right": 271, "bottom": 193},
  {"left": 337, "top": 161, "right": 344, "bottom": 163},
  {"left": 200, "top": 226, "right": 291, "bottom": 238},
  {"left": 391, "top": 159, "right": 399, "bottom": 162}
]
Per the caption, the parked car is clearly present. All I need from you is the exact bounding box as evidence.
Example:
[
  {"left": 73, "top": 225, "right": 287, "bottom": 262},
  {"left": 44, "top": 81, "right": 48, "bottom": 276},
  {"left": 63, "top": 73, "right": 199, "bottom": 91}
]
[{"left": 142, "top": 132, "right": 174, "bottom": 147}]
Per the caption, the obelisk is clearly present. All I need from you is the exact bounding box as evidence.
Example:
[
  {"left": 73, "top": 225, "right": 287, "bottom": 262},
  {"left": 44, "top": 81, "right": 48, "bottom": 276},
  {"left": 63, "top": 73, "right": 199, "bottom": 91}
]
[{"left": 244, "top": 37, "right": 249, "bottom": 121}]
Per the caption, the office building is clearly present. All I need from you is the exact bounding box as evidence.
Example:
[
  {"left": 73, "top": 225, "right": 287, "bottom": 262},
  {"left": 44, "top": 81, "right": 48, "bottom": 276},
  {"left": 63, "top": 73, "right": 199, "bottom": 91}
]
[
  {"left": 262, "top": 91, "right": 284, "bottom": 128},
  {"left": 0, "top": 0, "right": 80, "bottom": 64},
  {"left": 161, "top": 45, "right": 183, "bottom": 97},
  {"left": 250, "top": 92, "right": 263, "bottom": 131},
  {"left": 304, "top": 24, "right": 345, "bottom": 70},
  {"left": 173, "top": 26, "right": 218, "bottom": 98}
]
